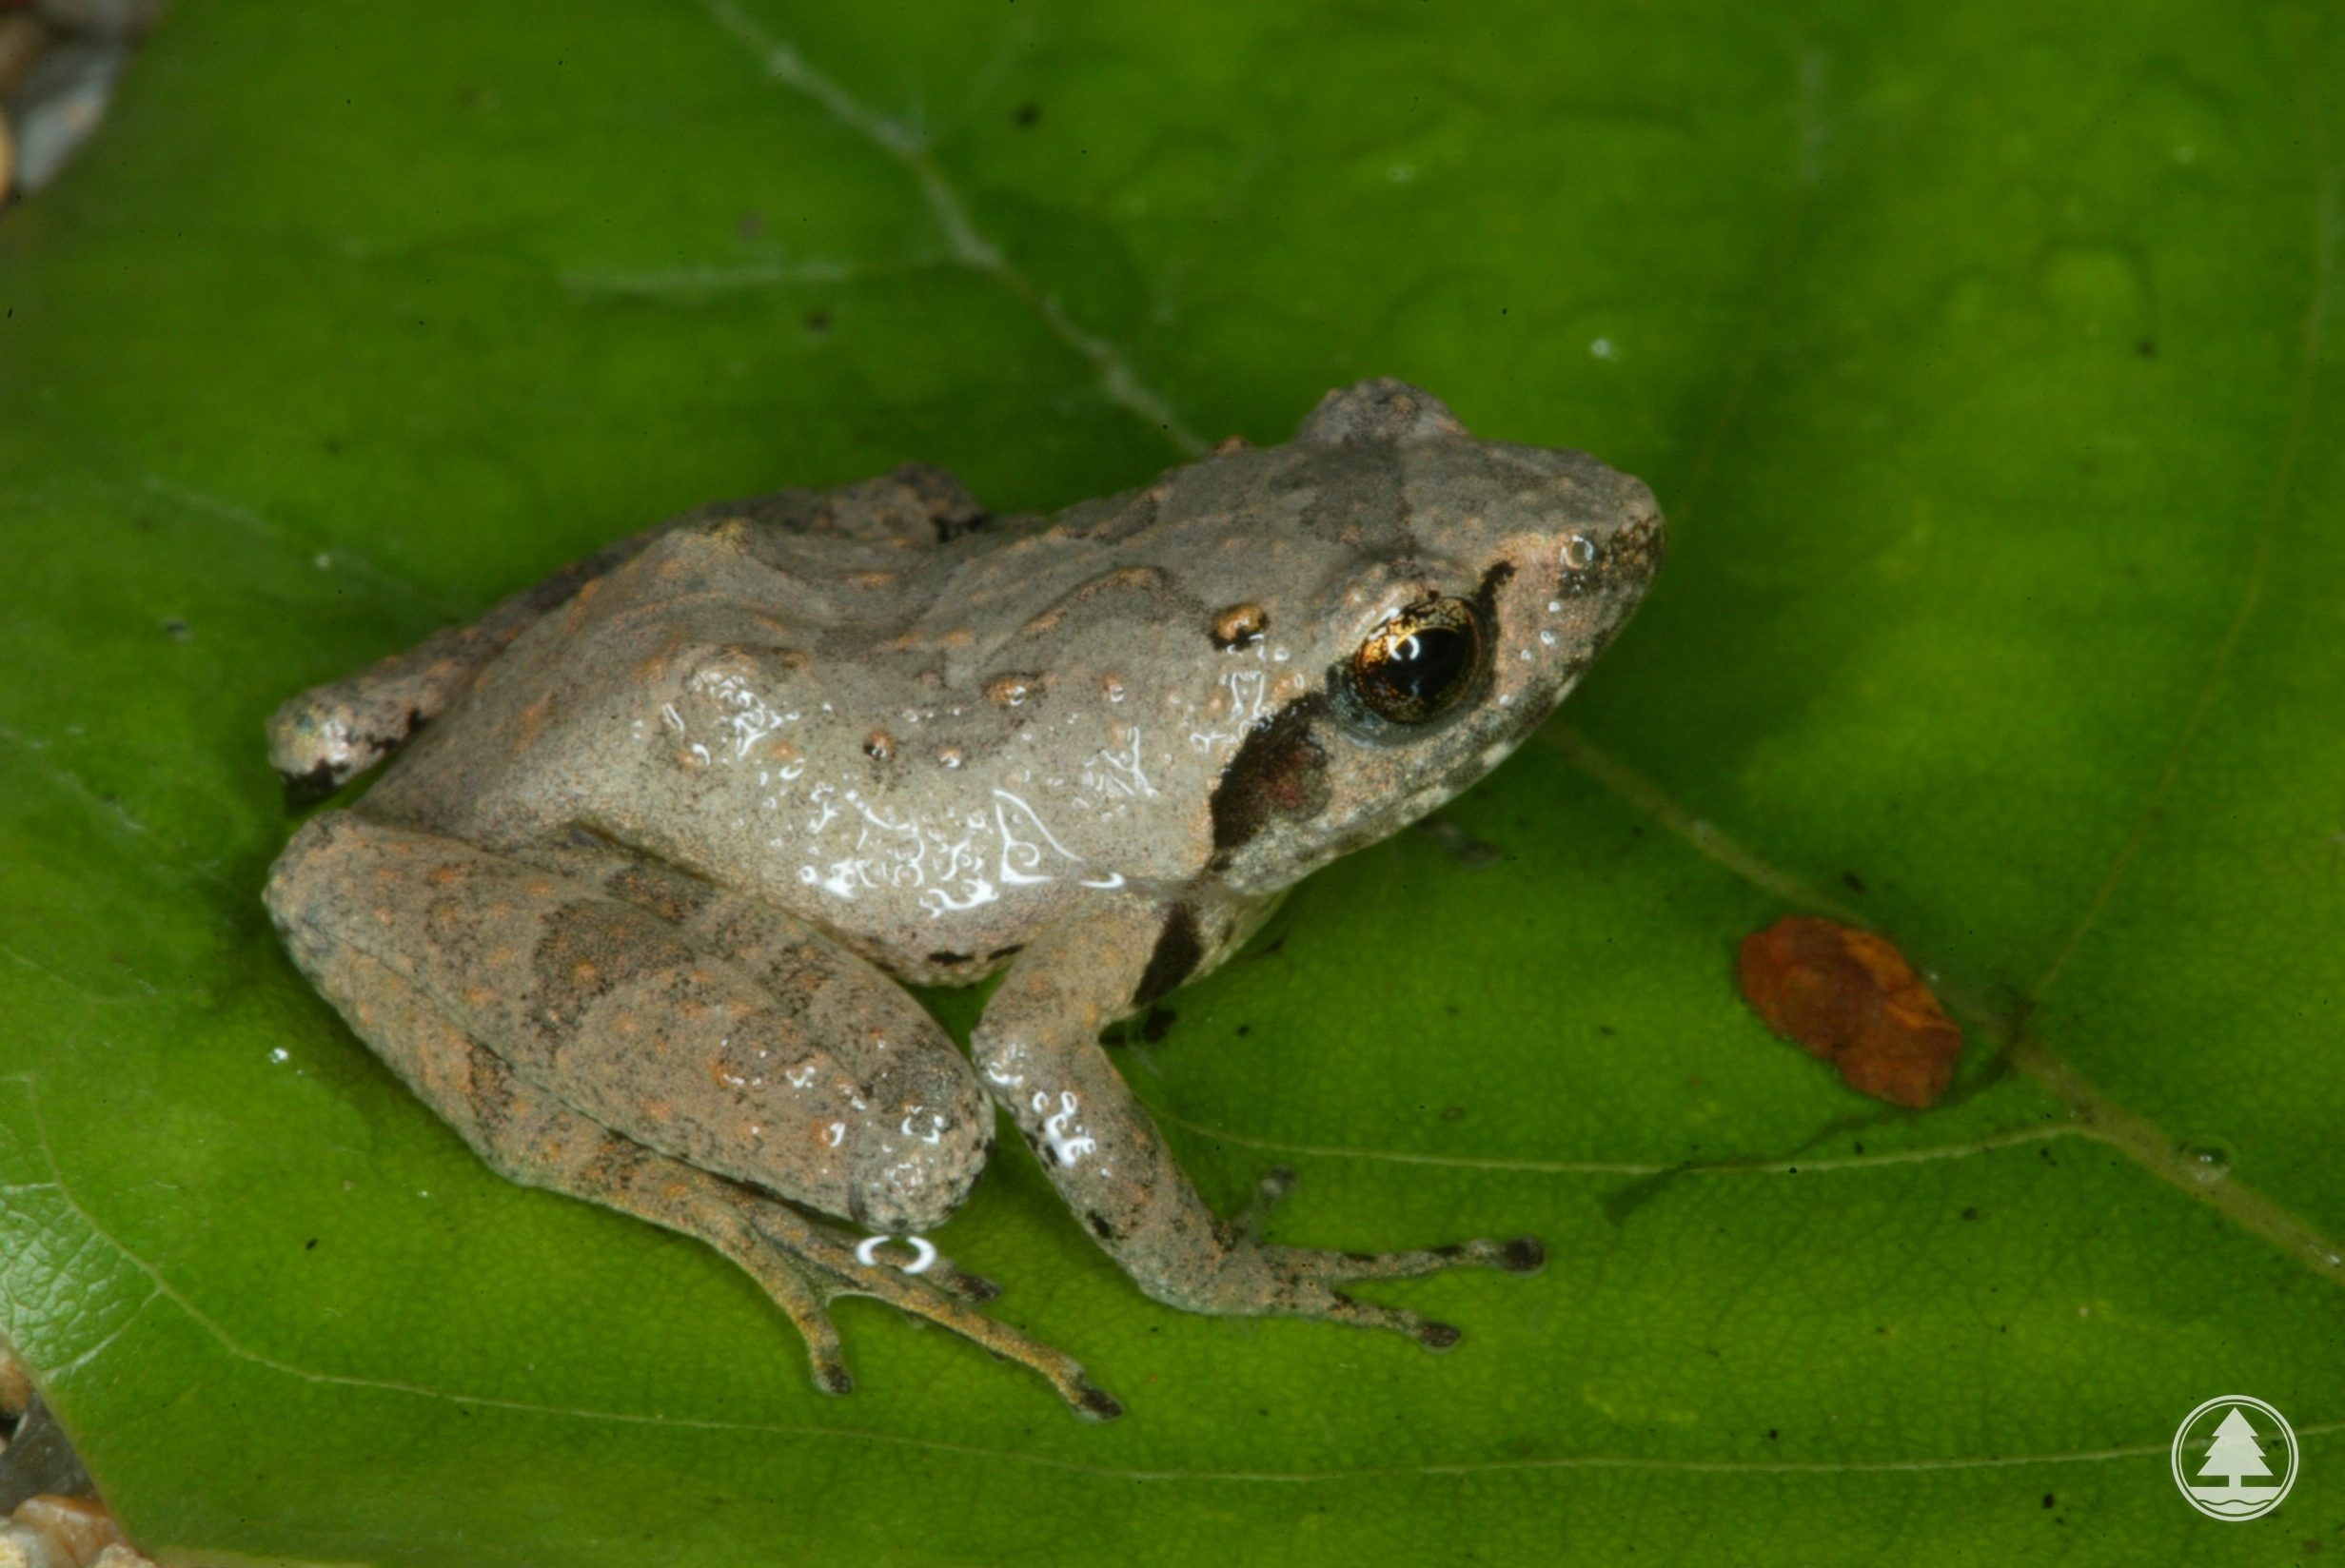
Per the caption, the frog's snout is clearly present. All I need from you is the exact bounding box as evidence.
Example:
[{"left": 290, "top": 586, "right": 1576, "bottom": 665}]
[{"left": 1600, "top": 485, "right": 1666, "bottom": 589}]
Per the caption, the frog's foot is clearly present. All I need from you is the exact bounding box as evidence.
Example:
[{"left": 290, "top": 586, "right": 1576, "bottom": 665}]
[
  {"left": 289, "top": 934, "right": 1120, "bottom": 1421},
  {"left": 1229, "top": 1235, "right": 1546, "bottom": 1350},
  {"left": 586, "top": 1134, "right": 1117, "bottom": 1416},
  {"left": 1185, "top": 1168, "right": 1545, "bottom": 1350},
  {"left": 552, "top": 1130, "right": 1118, "bottom": 1416},
  {"left": 729, "top": 1198, "right": 1119, "bottom": 1419}
]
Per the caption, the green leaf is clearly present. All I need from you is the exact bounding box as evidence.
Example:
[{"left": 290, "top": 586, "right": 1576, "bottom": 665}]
[{"left": 1, "top": 0, "right": 2338, "bottom": 1563}]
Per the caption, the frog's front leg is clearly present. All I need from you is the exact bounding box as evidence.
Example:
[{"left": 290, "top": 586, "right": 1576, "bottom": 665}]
[
  {"left": 266, "top": 464, "right": 989, "bottom": 802},
  {"left": 266, "top": 524, "right": 671, "bottom": 801},
  {"left": 972, "top": 894, "right": 1545, "bottom": 1348}
]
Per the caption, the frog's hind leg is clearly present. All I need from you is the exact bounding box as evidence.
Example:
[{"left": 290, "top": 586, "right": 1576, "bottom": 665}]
[
  {"left": 316, "top": 946, "right": 1116, "bottom": 1414},
  {"left": 267, "top": 812, "right": 1121, "bottom": 1419}
]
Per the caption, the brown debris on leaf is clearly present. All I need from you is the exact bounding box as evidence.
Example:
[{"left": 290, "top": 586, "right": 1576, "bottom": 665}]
[
  {"left": 1737, "top": 915, "right": 1962, "bottom": 1108},
  {"left": 14, "top": 1494, "right": 132, "bottom": 1566}
]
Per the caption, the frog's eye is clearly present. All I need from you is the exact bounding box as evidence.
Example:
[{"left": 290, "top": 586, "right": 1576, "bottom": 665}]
[{"left": 1349, "top": 597, "right": 1484, "bottom": 725}]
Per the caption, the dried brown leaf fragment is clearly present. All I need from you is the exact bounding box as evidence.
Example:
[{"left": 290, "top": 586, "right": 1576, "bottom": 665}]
[{"left": 1737, "top": 915, "right": 1963, "bottom": 1109}]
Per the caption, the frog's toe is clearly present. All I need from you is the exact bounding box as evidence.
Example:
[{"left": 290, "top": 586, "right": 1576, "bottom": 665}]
[
  {"left": 901, "top": 1248, "right": 1001, "bottom": 1303},
  {"left": 1236, "top": 1165, "right": 1300, "bottom": 1240},
  {"left": 939, "top": 1267, "right": 1002, "bottom": 1304},
  {"left": 1300, "top": 1234, "right": 1535, "bottom": 1284},
  {"left": 1308, "top": 1289, "right": 1459, "bottom": 1349},
  {"left": 1178, "top": 1230, "right": 1544, "bottom": 1351},
  {"left": 1412, "top": 1321, "right": 1464, "bottom": 1352},
  {"left": 1073, "top": 1382, "right": 1125, "bottom": 1422}
]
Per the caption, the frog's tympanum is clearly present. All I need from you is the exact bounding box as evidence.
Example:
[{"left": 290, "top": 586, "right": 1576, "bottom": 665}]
[{"left": 266, "top": 381, "right": 1662, "bottom": 1418}]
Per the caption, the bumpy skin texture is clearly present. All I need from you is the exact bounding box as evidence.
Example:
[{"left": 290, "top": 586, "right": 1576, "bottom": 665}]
[{"left": 265, "top": 381, "right": 1663, "bottom": 1418}]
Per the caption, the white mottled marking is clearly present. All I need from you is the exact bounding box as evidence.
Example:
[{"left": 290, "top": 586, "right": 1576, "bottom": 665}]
[
  {"left": 854, "top": 1234, "right": 938, "bottom": 1274},
  {"left": 1044, "top": 1090, "right": 1098, "bottom": 1166}
]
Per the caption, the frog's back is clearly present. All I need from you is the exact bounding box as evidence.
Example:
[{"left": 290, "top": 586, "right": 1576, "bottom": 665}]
[
  {"left": 356, "top": 452, "right": 1322, "bottom": 973},
  {"left": 357, "top": 383, "right": 1654, "bottom": 978}
]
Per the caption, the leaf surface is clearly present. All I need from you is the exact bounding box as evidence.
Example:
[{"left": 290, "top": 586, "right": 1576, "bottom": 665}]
[{"left": 0, "top": 2, "right": 2338, "bottom": 1563}]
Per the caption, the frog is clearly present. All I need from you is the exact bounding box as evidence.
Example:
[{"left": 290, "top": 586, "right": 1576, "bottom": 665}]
[{"left": 264, "top": 379, "right": 1663, "bottom": 1420}]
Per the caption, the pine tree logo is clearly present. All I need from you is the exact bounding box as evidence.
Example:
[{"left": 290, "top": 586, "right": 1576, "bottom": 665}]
[{"left": 2172, "top": 1396, "right": 2297, "bottom": 1521}]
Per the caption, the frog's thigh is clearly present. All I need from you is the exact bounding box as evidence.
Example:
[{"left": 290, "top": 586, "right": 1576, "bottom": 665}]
[
  {"left": 293, "top": 936, "right": 858, "bottom": 1380},
  {"left": 267, "top": 811, "right": 985, "bottom": 1235},
  {"left": 269, "top": 820, "right": 1118, "bottom": 1417},
  {"left": 973, "top": 894, "right": 1545, "bottom": 1347},
  {"left": 522, "top": 833, "right": 953, "bottom": 1065}
]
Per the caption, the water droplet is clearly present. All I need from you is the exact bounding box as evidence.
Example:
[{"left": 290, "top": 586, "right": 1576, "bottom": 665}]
[
  {"left": 2179, "top": 1137, "right": 2236, "bottom": 1186},
  {"left": 1562, "top": 535, "right": 1598, "bottom": 571}
]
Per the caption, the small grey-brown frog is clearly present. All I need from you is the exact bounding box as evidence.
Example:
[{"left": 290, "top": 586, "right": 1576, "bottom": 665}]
[{"left": 265, "top": 380, "right": 1662, "bottom": 1419}]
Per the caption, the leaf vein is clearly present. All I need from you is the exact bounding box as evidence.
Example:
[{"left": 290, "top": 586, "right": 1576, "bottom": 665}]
[
  {"left": 139, "top": 476, "right": 463, "bottom": 617},
  {"left": 1544, "top": 727, "right": 2345, "bottom": 1291},
  {"left": 694, "top": 0, "right": 1207, "bottom": 456},
  {"left": 2030, "top": 68, "right": 2338, "bottom": 1000},
  {"left": 1153, "top": 1107, "right": 2085, "bottom": 1177},
  {"left": 1, "top": 1075, "right": 2268, "bottom": 1481},
  {"left": 0, "top": 725, "right": 229, "bottom": 892}
]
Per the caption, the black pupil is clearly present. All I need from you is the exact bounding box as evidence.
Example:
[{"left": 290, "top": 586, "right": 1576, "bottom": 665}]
[{"left": 1382, "top": 626, "right": 1468, "bottom": 703}]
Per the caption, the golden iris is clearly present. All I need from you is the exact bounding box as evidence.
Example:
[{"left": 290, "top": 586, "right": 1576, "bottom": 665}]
[{"left": 1350, "top": 598, "right": 1482, "bottom": 724}]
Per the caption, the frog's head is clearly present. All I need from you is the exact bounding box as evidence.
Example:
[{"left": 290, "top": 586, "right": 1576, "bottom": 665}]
[{"left": 1207, "top": 379, "right": 1663, "bottom": 894}]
